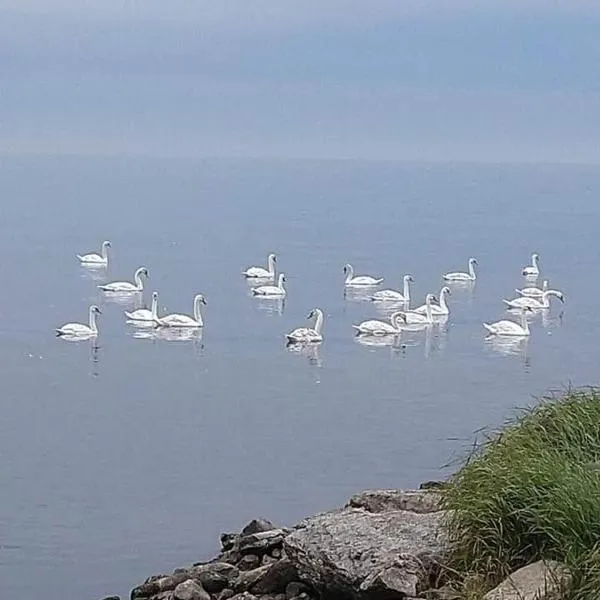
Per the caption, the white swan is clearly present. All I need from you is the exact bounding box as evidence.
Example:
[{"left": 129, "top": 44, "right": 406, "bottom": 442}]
[
  {"left": 56, "top": 305, "right": 101, "bottom": 337},
  {"left": 243, "top": 253, "right": 277, "bottom": 279},
  {"left": 155, "top": 294, "right": 206, "bottom": 328},
  {"left": 413, "top": 286, "right": 451, "bottom": 316},
  {"left": 443, "top": 258, "right": 477, "bottom": 282},
  {"left": 484, "top": 307, "right": 532, "bottom": 336},
  {"left": 343, "top": 264, "right": 383, "bottom": 287},
  {"left": 287, "top": 308, "right": 324, "bottom": 343},
  {"left": 125, "top": 291, "right": 159, "bottom": 322},
  {"left": 516, "top": 280, "right": 549, "bottom": 298},
  {"left": 503, "top": 290, "right": 564, "bottom": 310},
  {"left": 252, "top": 273, "right": 286, "bottom": 297},
  {"left": 398, "top": 294, "right": 437, "bottom": 326},
  {"left": 522, "top": 253, "right": 540, "bottom": 277},
  {"left": 371, "top": 275, "right": 413, "bottom": 304},
  {"left": 77, "top": 240, "right": 111, "bottom": 265},
  {"left": 352, "top": 311, "right": 406, "bottom": 335},
  {"left": 99, "top": 266, "right": 148, "bottom": 292}
]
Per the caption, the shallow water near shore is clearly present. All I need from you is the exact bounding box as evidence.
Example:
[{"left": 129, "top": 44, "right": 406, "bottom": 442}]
[{"left": 0, "top": 157, "right": 599, "bottom": 599}]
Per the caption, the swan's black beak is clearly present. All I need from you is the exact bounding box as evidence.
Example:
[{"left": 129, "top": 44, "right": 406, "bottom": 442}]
[
  {"left": 202, "top": 298, "right": 207, "bottom": 305},
  {"left": 96, "top": 308, "right": 102, "bottom": 315},
  {"left": 559, "top": 295, "right": 565, "bottom": 303}
]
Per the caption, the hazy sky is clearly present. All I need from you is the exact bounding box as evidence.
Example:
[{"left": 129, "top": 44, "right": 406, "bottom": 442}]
[{"left": 2, "top": 1, "right": 600, "bottom": 162}]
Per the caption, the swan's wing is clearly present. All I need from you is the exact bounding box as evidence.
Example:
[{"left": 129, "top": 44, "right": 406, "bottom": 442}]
[
  {"left": 244, "top": 267, "right": 271, "bottom": 277},
  {"left": 159, "top": 313, "right": 196, "bottom": 326}
]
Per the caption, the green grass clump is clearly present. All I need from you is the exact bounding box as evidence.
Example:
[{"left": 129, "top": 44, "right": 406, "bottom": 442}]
[{"left": 440, "top": 388, "right": 600, "bottom": 598}]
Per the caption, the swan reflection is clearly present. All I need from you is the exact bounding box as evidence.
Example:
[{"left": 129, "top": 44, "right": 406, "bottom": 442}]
[
  {"left": 100, "top": 291, "right": 143, "bottom": 307},
  {"left": 79, "top": 264, "right": 108, "bottom": 282},
  {"left": 485, "top": 334, "right": 529, "bottom": 361},
  {"left": 354, "top": 333, "right": 402, "bottom": 349},
  {"left": 132, "top": 326, "right": 204, "bottom": 344},
  {"left": 286, "top": 341, "right": 322, "bottom": 366},
  {"left": 253, "top": 297, "right": 285, "bottom": 316}
]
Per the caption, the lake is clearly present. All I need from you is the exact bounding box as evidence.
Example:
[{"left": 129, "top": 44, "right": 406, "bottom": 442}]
[{"left": 0, "top": 156, "right": 598, "bottom": 599}]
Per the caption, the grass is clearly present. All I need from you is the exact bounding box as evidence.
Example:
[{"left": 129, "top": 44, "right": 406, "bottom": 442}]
[{"left": 439, "top": 387, "right": 600, "bottom": 599}]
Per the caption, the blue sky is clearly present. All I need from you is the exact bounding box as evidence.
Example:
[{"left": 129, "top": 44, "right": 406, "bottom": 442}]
[{"left": 2, "top": 1, "right": 599, "bottom": 162}]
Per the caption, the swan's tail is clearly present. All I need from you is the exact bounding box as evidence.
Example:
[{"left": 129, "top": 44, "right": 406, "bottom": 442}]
[
  {"left": 124, "top": 312, "right": 133, "bottom": 319},
  {"left": 374, "top": 278, "right": 384, "bottom": 284},
  {"left": 502, "top": 299, "right": 513, "bottom": 308},
  {"left": 76, "top": 254, "right": 83, "bottom": 261},
  {"left": 483, "top": 323, "right": 495, "bottom": 334}
]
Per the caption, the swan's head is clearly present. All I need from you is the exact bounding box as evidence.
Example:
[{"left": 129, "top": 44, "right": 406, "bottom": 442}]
[
  {"left": 426, "top": 294, "right": 438, "bottom": 303},
  {"left": 441, "top": 286, "right": 451, "bottom": 296},
  {"left": 307, "top": 308, "right": 322, "bottom": 319},
  {"left": 555, "top": 292, "right": 565, "bottom": 303},
  {"left": 343, "top": 264, "right": 352, "bottom": 274},
  {"left": 152, "top": 291, "right": 158, "bottom": 300},
  {"left": 195, "top": 294, "right": 207, "bottom": 306},
  {"left": 391, "top": 311, "right": 407, "bottom": 325},
  {"left": 469, "top": 258, "right": 478, "bottom": 266},
  {"left": 136, "top": 267, "right": 149, "bottom": 278},
  {"left": 404, "top": 275, "right": 414, "bottom": 283},
  {"left": 269, "top": 253, "right": 277, "bottom": 263},
  {"left": 532, "top": 253, "right": 539, "bottom": 262},
  {"left": 102, "top": 240, "right": 111, "bottom": 248},
  {"left": 90, "top": 305, "right": 102, "bottom": 315}
]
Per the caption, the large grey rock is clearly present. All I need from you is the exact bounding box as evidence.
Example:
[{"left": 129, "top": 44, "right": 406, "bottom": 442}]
[
  {"left": 173, "top": 579, "right": 211, "bottom": 600},
  {"left": 285, "top": 490, "right": 447, "bottom": 599},
  {"left": 484, "top": 561, "right": 571, "bottom": 600},
  {"left": 250, "top": 559, "right": 298, "bottom": 595},
  {"left": 348, "top": 489, "right": 441, "bottom": 514},
  {"left": 241, "top": 519, "right": 277, "bottom": 536},
  {"left": 238, "top": 530, "right": 286, "bottom": 555}
]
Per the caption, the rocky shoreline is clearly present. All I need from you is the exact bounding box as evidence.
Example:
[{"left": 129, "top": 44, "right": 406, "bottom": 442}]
[{"left": 100, "top": 486, "right": 568, "bottom": 600}]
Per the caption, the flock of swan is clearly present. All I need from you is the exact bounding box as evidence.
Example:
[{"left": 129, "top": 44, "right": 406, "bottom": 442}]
[{"left": 57, "top": 243, "right": 564, "bottom": 348}]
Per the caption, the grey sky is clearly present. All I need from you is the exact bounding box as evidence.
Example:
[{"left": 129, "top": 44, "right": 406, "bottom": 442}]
[{"left": 2, "top": 2, "right": 600, "bottom": 162}]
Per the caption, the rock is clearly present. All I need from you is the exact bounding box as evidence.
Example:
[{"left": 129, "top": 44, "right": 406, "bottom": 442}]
[
  {"left": 262, "top": 554, "right": 279, "bottom": 567},
  {"left": 234, "top": 565, "right": 272, "bottom": 592},
  {"left": 348, "top": 489, "right": 441, "bottom": 514},
  {"left": 285, "top": 494, "right": 447, "bottom": 599},
  {"left": 192, "top": 563, "right": 239, "bottom": 593},
  {"left": 419, "top": 481, "right": 446, "bottom": 491},
  {"left": 241, "top": 519, "right": 277, "bottom": 536},
  {"left": 221, "top": 533, "right": 238, "bottom": 551},
  {"left": 251, "top": 559, "right": 298, "bottom": 595},
  {"left": 230, "top": 594, "right": 258, "bottom": 600},
  {"left": 285, "top": 582, "right": 310, "bottom": 599},
  {"left": 238, "top": 530, "right": 286, "bottom": 555},
  {"left": 217, "top": 589, "right": 235, "bottom": 600},
  {"left": 239, "top": 554, "right": 261, "bottom": 571},
  {"left": 173, "top": 579, "right": 211, "bottom": 600},
  {"left": 270, "top": 548, "right": 282, "bottom": 560},
  {"left": 131, "top": 571, "right": 191, "bottom": 598},
  {"left": 483, "top": 560, "right": 571, "bottom": 600},
  {"left": 421, "top": 584, "right": 460, "bottom": 599}
]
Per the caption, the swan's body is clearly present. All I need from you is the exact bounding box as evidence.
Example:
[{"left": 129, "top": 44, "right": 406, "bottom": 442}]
[
  {"left": 344, "top": 264, "right": 383, "bottom": 287},
  {"left": 243, "top": 253, "right": 276, "bottom": 279},
  {"left": 125, "top": 291, "right": 159, "bottom": 322},
  {"left": 399, "top": 294, "right": 437, "bottom": 325},
  {"left": 156, "top": 294, "right": 206, "bottom": 328},
  {"left": 414, "top": 286, "right": 451, "bottom": 316},
  {"left": 503, "top": 290, "right": 564, "bottom": 310},
  {"left": 522, "top": 253, "right": 540, "bottom": 277},
  {"left": 443, "top": 258, "right": 477, "bottom": 282},
  {"left": 56, "top": 305, "right": 101, "bottom": 337},
  {"left": 287, "top": 308, "right": 324, "bottom": 343},
  {"left": 371, "top": 275, "right": 413, "bottom": 304},
  {"left": 252, "top": 273, "right": 286, "bottom": 297},
  {"left": 516, "top": 280, "right": 549, "bottom": 298},
  {"left": 484, "top": 308, "right": 531, "bottom": 336},
  {"left": 99, "top": 266, "right": 148, "bottom": 292},
  {"left": 352, "top": 312, "right": 406, "bottom": 335},
  {"left": 77, "top": 240, "right": 111, "bottom": 265}
]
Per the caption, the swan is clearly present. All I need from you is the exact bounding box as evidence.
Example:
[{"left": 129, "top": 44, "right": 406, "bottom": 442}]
[
  {"left": 125, "top": 291, "right": 159, "bottom": 322},
  {"left": 413, "top": 286, "right": 451, "bottom": 316},
  {"left": 443, "top": 258, "right": 477, "bottom": 282},
  {"left": 371, "top": 275, "right": 413, "bottom": 304},
  {"left": 252, "top": 273, "right": 286, "bottom": 297},
  {"left": 503, "top": 290, "right": 564, "bottom": 310},
  {"left": 522, "top": 253, "right": 540, "bottom": 277},
  {"left": 155, "top": 294, "right": 206, "bottom": 328},
  {"left": 398, "top": 294, "right": 437, "bottom": 325},
  {"left": 352, "top": 311, "right": 407, "bottom": 335},
  {"left": 56, "top": 305, "right": 101, "bottom": 337},
  {"left": 243, "top": 253, "right": 277, "bottom": 279},
  {"left": 287, "top": 308, "right": 324, "bottom": 343},
  {"left": 99, "top": 266, "right": 148, "bottom": 292},
  {"left": 484, "top": 307, "right": 532, "bottom": 336},
  {"left": 343, "top": 264, "right": 383, "bottom": 287},
  {"left": 516, "top": 280, "right": 549, "bottom": 298},
  {"left": 77, "top": 240, "right": 111, "bottom": 265}
]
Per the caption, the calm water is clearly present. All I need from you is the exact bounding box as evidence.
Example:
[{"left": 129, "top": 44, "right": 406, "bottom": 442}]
[{"left": 1, "top": 157, "right": 599, "bottom": 599}]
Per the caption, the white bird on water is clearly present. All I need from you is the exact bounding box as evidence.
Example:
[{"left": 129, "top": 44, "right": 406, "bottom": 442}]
[
  {"left": 56, "top": 305, "right": 101, "bottom": 338},
  {"left": 398, "top": 293, "right": 437, "bottom": 326},
  {"left": 443, "top": 258, "right": 477, "bottom": 282},
  {"left": 252, "top": 273, "right": 286, "bottom": 297},
  {"left": 98, "top": 266, "right": 148, "bottom": 293},
  {"left": 155, "top": 294, "right": 206, "bottom": 328},
  {"left": 352, "top": 311, "right": 407, "bottom": 335},
  {"left": 503, "top": 290, "right": 564, "bottom": 310},
  {"left": 484, "top": 307, "right": 532, "bottom": 337},
  {"left": 243, "top": 253, "right": 277, "bottom": 279},
  {"left": 522, "top": 253, "right": 540, "bottom": 277},
  {"left": 413, "top": 286, "right": 452, "bottom": 316},
  {"left": 287, "top": 308, "right": 324, "bottom": 343},
  {"left": 125, "top": 291, "right": 159, "bottom": 322},
  {"left": 77, "top": 240, "right": 111, "bottom": 265},
  {"left": 343, "top": 264, "right": 383, "bottom": 287},
  {"left": 371, "top": 275, "right": 413, "bottom": 304},
  {"left": 516, "top": 280, "right": 549, "bottom": 299}
]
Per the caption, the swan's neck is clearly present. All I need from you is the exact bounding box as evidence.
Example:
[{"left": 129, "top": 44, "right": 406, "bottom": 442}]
[
  {"left": 468, "top": 262, "right": 476, "bottom": 279},
  {"left": 542, "top": 280, "right": 548, "bottom": 291},
  {"left": 194, "top": 298, "right": 204, "bottom": 325},
  {"left": 403, "top": 278, "right": 411, "bottom": 303},
  {"left": 102, "top": 243, "right": 109, "bottom": 260},
  {"left": 521, "top": 311, "right": 530, "bottom": 333},
  {"left": 532, "top": 255, "right": 539, "bottom": 268},
  {"left": 313, "top": 310, "right": 323, "bottom": 334},
  {"left": 134, "top": 271, "right": 143, "bottom": 290},
  {"left": 425, "top": 297, "right": 433, "bottom": 322},
  {"left": 267, "top": 255, "right": 276, "bottom": 275},
  {"left": 345, "top": 265, "right": 354, "bottom": 283},
  {"left": 277, "top": 274, "right": 285, "bottom": 289},
  {"left": 151, "top": 296, "right": 158, "bottom": 319},
  {"left": 439, "top": 290, "right": 448, "bottom": 311},
  {"left": 89, "top": 309, "right": 98, "bottom": 333}
]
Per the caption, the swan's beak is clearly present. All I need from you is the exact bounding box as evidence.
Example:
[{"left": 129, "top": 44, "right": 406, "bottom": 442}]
[
  {"left": 202, "top": 298, "right": 207, "bottom": 305},
  {"left": 96, "top": 308, "right": 102, "bottom": 315},
  {"left": 559, "top": 295, "right": 565, "bottom": 303}
]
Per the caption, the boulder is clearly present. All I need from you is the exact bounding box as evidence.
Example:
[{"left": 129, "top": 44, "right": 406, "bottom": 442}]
[
  {"left": 192, "top": 562, "right": 239, "bottom": 591},
  {"left": 285, "top": 490, "right": 447, "bottom": 599},
  {"left": 173, "top": 579, "right": 211, "bottom": 600},
  {"left": 285, "top": 582, "right": 311, "bottom": 599},
  {"left": 250, "top": 559, "right": 298, "bottom": 595},
  {"left": 239, "top": 554, "right": 261, "bottom": 571},
  {"left": 238, "top": 530, "right": 286, "bottom": 555},
  {"left": 217, "top": 589, "right": 235, "bottom": 600},
  {"left": 241, "top": 519, "right": 277, "bottom": 536},
  {"left": 483, "top": 561, "right": 571, "bottom": 600}
]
